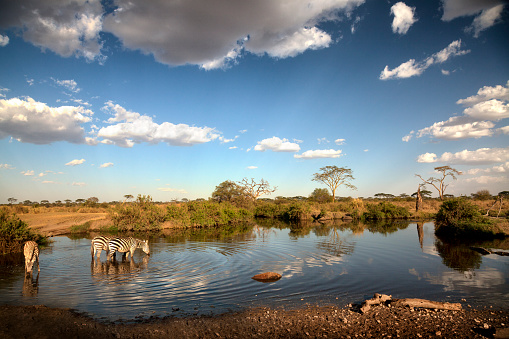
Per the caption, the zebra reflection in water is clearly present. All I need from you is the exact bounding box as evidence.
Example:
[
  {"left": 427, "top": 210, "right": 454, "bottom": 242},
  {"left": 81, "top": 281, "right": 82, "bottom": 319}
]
[
  {"left": 22, "top": 273, "right": 39, "bottom": 297},
  {"left": 91, "top": 255, "right": 149, "bottom": 282}
]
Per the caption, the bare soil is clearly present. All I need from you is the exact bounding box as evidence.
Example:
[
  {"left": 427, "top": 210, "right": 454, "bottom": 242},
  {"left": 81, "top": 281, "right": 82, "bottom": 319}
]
[
  {"left": 1, "top": 302, "right": 508, "bottom": 339},
  {"left": 18, "top": 212, "right": 109, "bottom": 236}
]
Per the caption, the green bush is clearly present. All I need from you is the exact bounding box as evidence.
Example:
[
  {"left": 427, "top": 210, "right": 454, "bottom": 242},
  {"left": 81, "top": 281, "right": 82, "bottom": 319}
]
[
  {"left": 253, "top": 201, "right": 283, "bottom": 218},
  {"left": 166, "top": 201, "right": 252, "bottom": 227},
  {"left": 281, "top": 202, "right": 312, "bottom": 221},
  {"left": 109, "top": 195, "right": 165, "bottom": 231},
  {"left": 435, "top": 198, "right": 497, "bottom": 238},
  {"left": 0, "top": 208, "right": 47, "bottom": 254},
  {"left": 362, "top": 202, "right": 410, "bottom": 220}
]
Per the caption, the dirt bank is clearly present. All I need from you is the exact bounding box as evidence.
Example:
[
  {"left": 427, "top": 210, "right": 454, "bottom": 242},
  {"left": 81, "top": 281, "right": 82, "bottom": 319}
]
[
  {"left": 18, "top": 212, "right": 109, "bottom": 236},
  {"left": 1, "top": 302, "right": 508, "bottom": 339}
]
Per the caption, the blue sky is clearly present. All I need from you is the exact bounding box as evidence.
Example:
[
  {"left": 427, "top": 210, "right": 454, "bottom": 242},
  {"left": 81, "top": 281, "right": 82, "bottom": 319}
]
[{"left": 0, "top": 0, "right": 508, "bottom": 203}]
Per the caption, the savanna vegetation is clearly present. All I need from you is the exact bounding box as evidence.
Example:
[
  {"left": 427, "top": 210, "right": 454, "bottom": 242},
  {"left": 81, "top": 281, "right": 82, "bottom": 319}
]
[
  {"left": 0, "top": 207, "right": 48, "bottom": 254},
  {"left": 2, "top": 169, "right": 508, "bottom": 248}
]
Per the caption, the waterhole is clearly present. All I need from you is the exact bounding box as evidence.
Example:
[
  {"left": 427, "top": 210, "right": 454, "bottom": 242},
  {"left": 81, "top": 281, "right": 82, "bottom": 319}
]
[{"left": 0, "top": 220, "right": 507, "bottom": 321}]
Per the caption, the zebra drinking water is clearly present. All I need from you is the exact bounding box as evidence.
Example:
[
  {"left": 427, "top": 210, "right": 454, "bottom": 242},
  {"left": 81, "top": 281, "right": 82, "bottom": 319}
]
[
  {"left": 107, "top": 237, "right": 150, "bottom": 261},
  {"left": 23, "top": 241, "right": 40, "bottom": 274},
  {"left": 91, "top": 236, "right": 112, "bottom": 260}
]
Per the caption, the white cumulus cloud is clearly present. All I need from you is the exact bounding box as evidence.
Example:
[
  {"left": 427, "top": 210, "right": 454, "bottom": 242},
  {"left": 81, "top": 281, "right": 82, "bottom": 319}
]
[
  {"left": 0, "top": 0, "right": 366, "bottom": 69},
  {"left": 390, "top": 2, "right": 418, "bottom": 35},
  {"left": 0, "top": 96, "right": 93, "bottom": 144},
  {"left": 417, "top": 147, "right": 509, "bottom": 165},
  {"left": 98, "top": 102, "right": 219, "bottom": 147},
  {"left": 99, "top": 162, "right": 114, "bottom": 168},
  {"left": 102, "top": 0, "right": 364, "bottom": 69},
  {"left": 0, "top": 0, "right": 104, "bottom": 61},
  {"left": 441, "top": 0, "right": 505, "bottom": 37},
  {"left": 380, "top": 40, "right": 469, "bottom": 80},
  {"left": 254, "top": 137, "right": 301, "bottom": 152},
  {"left": 457, "top": 80, "right": 509, "bottom": 106},
  {"left": 294, "top": 149, "right": 343, "bottom": 159},
  {"left": 66, "top": 159, "right": 86, "bottom": 166},
  {"left": 416, "top": 153, "right": 437, "bottom": 163},
  {"left": 467, "top": 162, "right": 509, "bottom": 175},
  {"left": 407, "top": 81, "right": 509, "bottom": 141},
  {"left": 0, "top": 34, "right": 9, "bottom": 47},
  {"left": 157, "top": 185, "right": 187, "bottom": 194},
  {"left": 464, "top": 175, "right": 507, "bottom": 184},
  {"left": 53, "top": 78, "right": 80, "bottom": 93}
]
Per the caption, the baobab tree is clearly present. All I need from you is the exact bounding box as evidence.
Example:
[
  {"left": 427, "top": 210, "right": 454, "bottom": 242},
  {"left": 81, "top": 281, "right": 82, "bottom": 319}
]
[
  {"left": 416, "top": 166, "right": 462, "bottom": 201},
  {"left": 312, "top": 166, "right": 357, "bottom": 202}
]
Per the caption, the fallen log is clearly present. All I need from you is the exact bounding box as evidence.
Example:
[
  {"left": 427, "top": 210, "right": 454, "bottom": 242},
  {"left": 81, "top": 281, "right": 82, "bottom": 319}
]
[
  {"left": 360, "top": 293, "right": 392, "bottom": 313},
  {"left": 391, "top": 298, "right": 462, "bottom": 311},
  {"left": 359, "top": 293, "right": 462, "bottom": 313}
]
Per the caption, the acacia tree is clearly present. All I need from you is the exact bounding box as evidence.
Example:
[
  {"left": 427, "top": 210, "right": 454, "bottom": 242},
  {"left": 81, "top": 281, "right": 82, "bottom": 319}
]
[
  {"left": 312, "top": 166, "right": 357, "bottom": 202},
  {"left": 416, "top": 166, "right": 462, "bottom": 200},
  {"left": 238, "top": 178, "right": 277, "bottom": 201}
]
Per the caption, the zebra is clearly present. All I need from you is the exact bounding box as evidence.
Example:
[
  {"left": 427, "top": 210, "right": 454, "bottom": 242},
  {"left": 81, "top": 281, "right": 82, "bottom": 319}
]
[
  {"left": 23, "top": 241, "right": 40, "bottom": 274},
  {"left": 107, "top": 237, "right": 150, "bottom": 261},
  {"left": 91, "top": 236, "right": 112, "bottom": 260}
]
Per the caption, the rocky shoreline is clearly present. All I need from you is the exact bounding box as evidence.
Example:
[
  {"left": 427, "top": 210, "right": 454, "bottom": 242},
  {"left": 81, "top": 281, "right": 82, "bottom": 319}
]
[{"left": 1, "top": 301, "right": 508, "bottom": 338}]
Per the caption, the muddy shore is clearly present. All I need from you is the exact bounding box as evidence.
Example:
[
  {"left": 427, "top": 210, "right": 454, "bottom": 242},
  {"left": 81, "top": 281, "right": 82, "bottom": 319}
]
[{"left": 1, "top": 302, "right": 508, "bottom": 339}]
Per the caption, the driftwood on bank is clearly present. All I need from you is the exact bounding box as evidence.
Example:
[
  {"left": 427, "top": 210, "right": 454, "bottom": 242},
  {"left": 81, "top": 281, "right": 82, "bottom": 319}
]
[
  {"left": 360, "top": 293, "right": 392, "bottom": 313},
  {"left": 360, "top": 293, "right": 462, "bottom": 314}
]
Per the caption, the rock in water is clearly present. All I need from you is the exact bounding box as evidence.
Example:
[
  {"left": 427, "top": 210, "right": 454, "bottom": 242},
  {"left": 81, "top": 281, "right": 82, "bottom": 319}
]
[{"left": 252, "top": 272, "right": 282, "bottom": 282}]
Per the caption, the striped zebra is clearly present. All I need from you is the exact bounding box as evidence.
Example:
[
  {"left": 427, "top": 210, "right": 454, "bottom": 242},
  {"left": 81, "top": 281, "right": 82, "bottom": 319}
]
[
  {"left": 24, "top": 241, "right": 40, "bottom": 274},
  {"left": 91, "top": 236, "right": 112, "bottom": 260},
  {"left": 107, "top": 237, "right": 150, "bottom": 261}
]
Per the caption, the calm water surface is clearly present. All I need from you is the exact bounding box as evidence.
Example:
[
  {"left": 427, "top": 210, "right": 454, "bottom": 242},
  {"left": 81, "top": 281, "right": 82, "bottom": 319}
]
[{"left": 0, "top": 220, "right": 507, "bottom": 321}]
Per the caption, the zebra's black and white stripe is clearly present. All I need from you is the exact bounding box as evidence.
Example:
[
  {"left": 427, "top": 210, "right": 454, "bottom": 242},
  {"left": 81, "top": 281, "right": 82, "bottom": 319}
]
[
  {"left": 107, "top": 237, "right": 150, "bottom": 261},
  {"left": 24, "top": 241, "right": 40, "bottom": 274},
  {"left": 91, "top": 236, "right": 112, "bottom": 259}
]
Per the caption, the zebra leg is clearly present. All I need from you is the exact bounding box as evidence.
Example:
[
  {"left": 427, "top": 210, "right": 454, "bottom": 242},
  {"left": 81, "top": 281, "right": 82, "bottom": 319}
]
[{"left": 36, "top": 251, "right": 40, "bottom": 272}]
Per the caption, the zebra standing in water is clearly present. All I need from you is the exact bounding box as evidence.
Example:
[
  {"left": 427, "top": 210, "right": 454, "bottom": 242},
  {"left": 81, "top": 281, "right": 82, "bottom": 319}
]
[
  {"left": 91, "top": 236, "right": 112, "bottom": 260},
  {"left": 24, "top": 241, "right": 40, "bottom": 274},
  {"left": 107, "top": 237, "right": 150, "bottom": 261}
]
